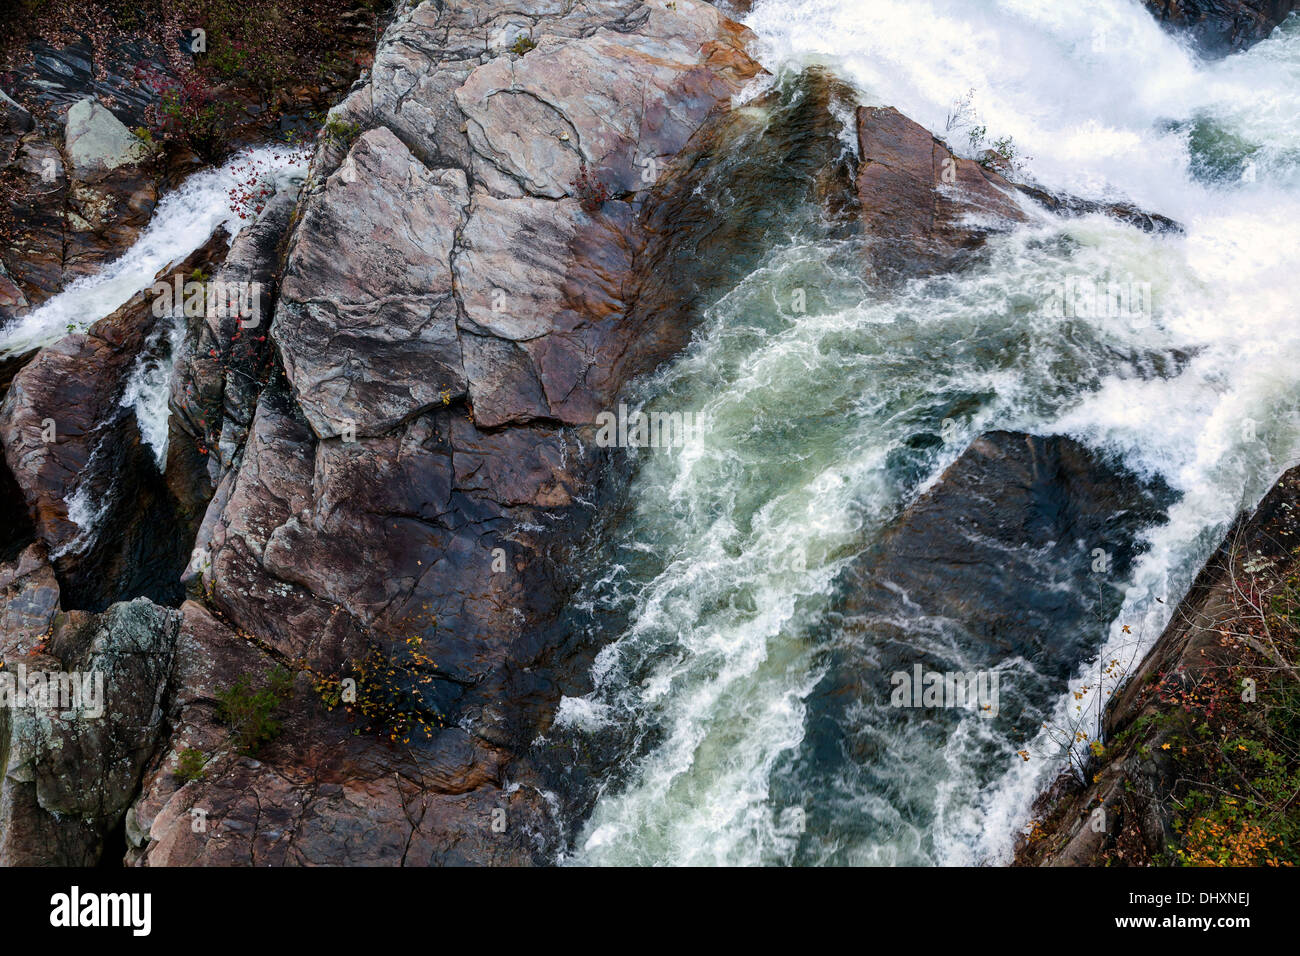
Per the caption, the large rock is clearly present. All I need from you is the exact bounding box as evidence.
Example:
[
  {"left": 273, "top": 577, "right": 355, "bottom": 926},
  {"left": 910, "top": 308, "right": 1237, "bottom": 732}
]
[
  {"left": 830, "top": 432, "right": 1173, "bottom": 673},
  {"left": 1143, "top": 0, "right": 1298, "bottom": 55},
  {"left": 855, "top": 106, "right": 1027, "bottom": 282},
  {"left": 274, "top": 128, "right": 469, "bottom": 439},
  {"left": 126, "top": 0, "right": 846, "bottom": 868},
  {"left": 0, "top": 543, "right": 60, "bottom": 659},
  {"left": 853, "top": 106, "right": 1182, "bottom": 284},
  {"left": 777, "top": 432, "right": 1174, "bottom": 860},
  {"left": 63, "top": 97, "right": 147, "bottom": 177},
  {"left": 0, "top": 598, "right": 180, "bottom": 866},
  {"left": 167, "top": 176, "right": 301, "bottom": 510}
]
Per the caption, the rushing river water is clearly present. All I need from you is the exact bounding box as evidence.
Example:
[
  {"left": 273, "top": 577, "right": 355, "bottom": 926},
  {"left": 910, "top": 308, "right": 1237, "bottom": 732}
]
[
  {"left": 0, "top": 144, "right": 303, "bottom": 364},
  {"left": 545, "top": 0, "right": 1300, "bottom": 865}
]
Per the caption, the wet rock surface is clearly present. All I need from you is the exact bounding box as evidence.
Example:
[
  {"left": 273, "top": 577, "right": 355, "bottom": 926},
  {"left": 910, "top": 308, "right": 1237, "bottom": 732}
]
[
  {"left": 853, "top": 106, "right": 1183, "bottom": 283},
  {"left": 1142, "top": 0, "right": 1298, "bottom": 55},
  {"left": 855, "top": 105, "right": 1027, "bottom": 282},
  {"left": 773, "top": 432, "right": 1174, "bottom": 856},
  {"left": 827, "top": 432, "right": 1174, "bottom": 681},
  {"left": 0, "top": 233, "right": 228, "bottom": 611}
]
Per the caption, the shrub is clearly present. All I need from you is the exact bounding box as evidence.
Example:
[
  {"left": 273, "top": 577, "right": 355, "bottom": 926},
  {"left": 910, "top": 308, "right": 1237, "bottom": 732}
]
[
  {"left": 133, "top": 62, "right": 237, "bottom": 160},
  {"left": 316, "top": 635, "right": 446, "bottom": 745},
  {"left": 322, "top": 115, "right": 361, "bottom": 148},
  {"left": 175, "top": 747, "right": 208, "bottom": 782},
  {"left": 216, "top": 665, "right": 294, "bottom": 755}
]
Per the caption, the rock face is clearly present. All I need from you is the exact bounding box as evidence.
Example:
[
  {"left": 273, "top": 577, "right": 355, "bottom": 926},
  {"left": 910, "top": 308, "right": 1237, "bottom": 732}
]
[
  {"left": 0, "top": 544, "right": 59, "bottom": 659},
  {"left": 781, "top": 432, "right": 1173, "bottom": 854},
  {"left": 1143, "top": 0, "right": 1298, "bottom": 55},
  {"left": 829, "top": 432, "right": 1173, "bottom": 676},
  {"left": 275, "top": 129, "right": 469, "bottom": 438},
  {"left": 106, "top": 0, "right": 776, "bottom": 868},
  {"left": 166, "top": 177, "right": 300, "bottom": 520},
  {"left": 853, "top": 106, "right": 1182, "bottom": 283},
  {"left": 0, "top": 599, "right": 180, "bottom": 866},
  {"left": 0, "top": 233, "right": 228, "bottom": 611}
]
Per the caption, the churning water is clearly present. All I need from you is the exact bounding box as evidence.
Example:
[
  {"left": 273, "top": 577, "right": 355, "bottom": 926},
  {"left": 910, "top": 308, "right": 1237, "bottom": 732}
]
[
  {"left": 0, "top": 144, "right": 304, "bottom": 362},
  {"left": 549, "top": 0, "right": 1300, "bottom": 864}
]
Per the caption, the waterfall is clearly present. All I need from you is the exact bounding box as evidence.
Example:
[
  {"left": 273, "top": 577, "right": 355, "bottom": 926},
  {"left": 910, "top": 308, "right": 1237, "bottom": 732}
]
[
  {"left": 548, "top": 0, "right": 1300, "bottom": 865},
  {"left": 0, "top": 144, "right": 305, "bottom": 362}
]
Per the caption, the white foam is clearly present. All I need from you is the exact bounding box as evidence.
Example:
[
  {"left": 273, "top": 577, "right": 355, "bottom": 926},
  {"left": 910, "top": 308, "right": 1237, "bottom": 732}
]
[
  {"left": 0, "top": 144, "right": 305, "bottom": 360},
  {"left": 564, "top": 2, "right": 1300, "bottom": 866}
]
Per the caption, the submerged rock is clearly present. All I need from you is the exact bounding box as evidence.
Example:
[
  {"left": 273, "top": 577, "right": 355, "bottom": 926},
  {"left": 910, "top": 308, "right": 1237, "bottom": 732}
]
[
  {"left": 777, "top": 432, "right": 1174, "bottom": 860},
  {"left": 831, "top": 432, "right": 1173, "bottom": 675}
]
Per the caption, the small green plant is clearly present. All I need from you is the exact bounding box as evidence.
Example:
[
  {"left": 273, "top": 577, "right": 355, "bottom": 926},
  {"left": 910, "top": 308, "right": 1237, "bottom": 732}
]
[
  {"left": 982, "top": 135, "right": 1018, "bottom": 169},
  {"left": 508, "top": 35, "right": 537, "bottom": 56},
  {"left": 216, "top": 665, "right": 294, "bottom": 755},
  {"left": 322, "top": 115, "right": 361, "bottom": 148},
  {"left": 131, "top": 125, "right": 161, "bottom": 157},
  {"left": 175, "top": 747, "right": 208, "bottom": 783}
]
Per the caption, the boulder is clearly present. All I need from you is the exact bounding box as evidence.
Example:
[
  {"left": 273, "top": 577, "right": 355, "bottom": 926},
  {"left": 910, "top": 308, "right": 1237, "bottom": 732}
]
[
  {"left": 779, "top": 432, "right": 1174, "bottom": 859},
  {"left": 0, "top": 543, "right": 60, "bottom": 659},
  {"left": 1142, "top": 0, "right": 1298, "bottom": 56},
  {"left": 274, "top": 128, "right": 469, "bottom": 439},
  {"left": 63, "top": 97, "right": 147, "bottom": 178},
  {"left": 0, "top": 598, "right": 180, "bottom": 866},
  {"left": 127, "top": 0, "right": 810, "bottom": 867},
  {"left": 855, "top": 105, "right": 1027, "bottom": 282},
  {"left": 854, "top": 106, "right": 1183, "bottom": 284}
]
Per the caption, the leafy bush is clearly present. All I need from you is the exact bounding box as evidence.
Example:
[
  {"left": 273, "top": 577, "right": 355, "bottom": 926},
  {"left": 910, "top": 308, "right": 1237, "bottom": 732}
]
[
  {"left": 322, "top": 115, "right": 360, "bottom": 148},
  {"left": 508, "top": 35, "right": 537, "bottom": 56},
  {"left": 316, "top": 635, "right": 446, "bottom": 745},
  {"left": 133, "top": 62, "right": 237, "bottom": 160}
]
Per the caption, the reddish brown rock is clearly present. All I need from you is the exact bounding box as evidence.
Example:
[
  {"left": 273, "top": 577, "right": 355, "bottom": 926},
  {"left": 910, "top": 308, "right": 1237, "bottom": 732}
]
[{"left": 855, "top": 105, "right": 1027, "bottom": 282}]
